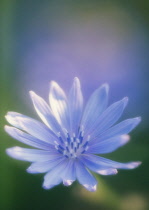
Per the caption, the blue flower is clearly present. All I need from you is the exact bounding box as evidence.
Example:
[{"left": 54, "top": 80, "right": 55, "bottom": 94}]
[{"left": 5, "top": 77, "right": 141, "bottom": 191}]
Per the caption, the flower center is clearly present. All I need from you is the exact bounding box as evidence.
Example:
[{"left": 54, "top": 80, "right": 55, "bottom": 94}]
[{"left": 54, "top": 127, "right": 90, "bottom": 159}]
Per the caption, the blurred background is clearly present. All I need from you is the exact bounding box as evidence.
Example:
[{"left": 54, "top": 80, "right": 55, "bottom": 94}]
[{"left": 1, "top": 0, "right": 149, "bottom": 209}]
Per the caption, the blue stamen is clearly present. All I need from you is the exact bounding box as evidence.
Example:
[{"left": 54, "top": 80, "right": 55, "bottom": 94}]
[
  {"left": 79, "top": 131, "right": 84, "bottom": 143},
  {"left": 73, "top": 136, "right": 76, "bottom": 142},
  {"left": 77, "top": 126, "right": 80, "bottom": 134},
  {"left": 58, "top": 145, "right": 64, "bottom": 151},
  {"left": 66, "top": 146, "right": 69, "bottom": 152},
  {"left": 57, "top": 132, "right": 64, "bottom": 144},
  {"left": 58, "top": 136, "right": 63, "bottom": 144},
  {"left": 67, "top": 133, "right": 71, "bottom": 144},
  {"left": 58, "top": 128, "right": 89, "bottom": 159},
  {"left": 81, "top": 150, "right": 86, "bottom": 154},
  {"left": 57, "top": 149, "right": 63, "bottom": 154},
  {"left": 83, "top": 141, "right": 88, "bottom": 148}
]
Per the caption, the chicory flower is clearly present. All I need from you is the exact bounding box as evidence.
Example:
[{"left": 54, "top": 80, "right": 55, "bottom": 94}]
[{"left": 5, "top": 78, "right": 141, "bottom": 191}]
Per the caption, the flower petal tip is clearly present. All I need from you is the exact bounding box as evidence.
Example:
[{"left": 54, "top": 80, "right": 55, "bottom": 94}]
[
  {"left": 4, "top": 125, "right": 9, "bottom": 132},
  {"left": 74, "top": 77, "right": 79, "bottom": 81},
  {"left": 73, "top": 77, "right": 80, "bottom": 86},
  {"left": 123, "top": 97, "right": 129, "bottom": 106},
  {"left": 26, "top": 164, "right": 44, "bottom": 174},
  {"left": 42, "top": 184, "right": 50, "bottom": 190},
  {"left": 134, "top": 161, "right": 142, "bottom": 167},
  {"left": 83, "top": 184, "right": 97, "bottom": 192},
  {"left": 6, "top": 146, "right": 20, "bottom": 158},
  {"left": 98, "top": 169, "right": 118, "bottom": 175},
  {"left": 42, "top": 183, "right": 55, "bottom": 190},
  {"left": 5, "top": 114, "right": 8, "bottom": 120},
  {"left": 135, "top": 117, "right": 141, "bottom": 123},
  {"left": 63, "top": 180, "right": 74, "bottom": 186},
  {"left": 26, "top": 167, "right": 37, "bottom": 174},
  {"left": 121, "top": 134, "right": 130, "bottom": 143},
  {"left": 50, "top": 80, "right": 58, "bottom": 88},
  {"left": 102, "top": 83, "right": 109, "bottom": 92},
  {"left": 128, "top": 161, "right": 142, "bottom": 169},
  {"left": 5, "top": 148, "right": 12, "bottom": 156},
  {"left": 5, "top": 115, "right": 15, "bottom": 126},
  {"left": 29, "top": 91, "right": 36, "bottom": 97}
]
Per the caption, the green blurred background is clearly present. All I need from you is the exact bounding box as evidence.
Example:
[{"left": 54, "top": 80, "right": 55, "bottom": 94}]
[{"left": 1, "top": 1, "right": 149, "bottom": 210}]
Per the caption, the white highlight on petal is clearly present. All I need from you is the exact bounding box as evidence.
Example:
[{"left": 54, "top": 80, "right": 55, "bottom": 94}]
[
  {"left": 29, "top": 91, "right": 60, "bottom": 133},
  {"left": 125, "top": 161, "right": 142, "bottom": 169},
  {"left": 29, "top": 91, "right": 51, "bottom": 128},
  {"left": 83, "top": 184, "right": 97, "bottom": 192},
  {"left": 68, "top": 77, "right": 83, "bottom": 133},
  {"left": 5, "top": 113, "right": 21, "bottom": 128},
  {"left": 49, "top": 81, "right": 69, "bottom": 129},
  {"left": 97, "top": 169, "right": 118, "bottom": 175},
  {"left": 6, "top": 146, "right": 22, "bottom": 159},
  {"left": 121, "top": 134, "right": 130, "bottom": 143},
  {"left": 63, "top": 180, "right": 74, "bottom": 186}
]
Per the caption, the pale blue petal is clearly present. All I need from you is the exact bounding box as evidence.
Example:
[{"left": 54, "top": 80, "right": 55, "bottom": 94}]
[
  {"left": 5, "top": 112, "right": 57, "bottom": 144},
  {"left": 88, "top": 135, "right": 130, "bottom": 154},
  {"left": 80, "top": 156, "right": 118, "bottom": 175},
  {"left": 92, "top": 117, "right": 141, "bottom": 144},
  {"left": 27, "top": 157, "right": 65, "bottom": 173},
  {"left": 15, "top": 117, "right": 57, "bottom": 144},
  {"left": 83, "top": 154, "right": 141, "bottom": 169},
  {"left": 5, "top": 126, "right": 53, "bottom": 150},
  {"left": 79, "top": 155, "right": 110, "bottom": 171},
  {"left": 49, "top": 81, "right": 69, "bottom": 130},
  {"left": 6, "top": 146, "right": 59, "bottom": 162},
  {"left": 43, "top": 160, "right": 68, "bottom": 189},
  {"left": 75, "top": 160, "right": 97, "bottom": 192},
  {"left": 81, "top": 84, "right": 109, "bottom": 133},
  {"left": 62, "top": 159, "right": 76, "bottom": 186},
  {"left": 89, "top": 97, "right": 128, "bottom": 138},
  {"left": 5, "top": 112, "right": 26, "bottom": 129},
  {"left": 29, "top": 91, "right": 61, "bottom": 133},
  {"left": 68, "top": 77, "right": 83, "bottom": 134}
]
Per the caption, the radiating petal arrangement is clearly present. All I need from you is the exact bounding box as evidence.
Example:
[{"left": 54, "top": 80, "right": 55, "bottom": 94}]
[{"left": 5, "top": 77, "right": 141, "bottom": 191}]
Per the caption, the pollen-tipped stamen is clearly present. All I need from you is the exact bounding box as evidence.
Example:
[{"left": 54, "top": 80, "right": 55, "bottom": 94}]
[{"left": 55, "top": 127, "right": 90, "bottom": 158}]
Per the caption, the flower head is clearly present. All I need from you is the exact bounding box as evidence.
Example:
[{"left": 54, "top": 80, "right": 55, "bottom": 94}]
[{"left": 5, "top": 77, "right": 141, "bottom": 191}]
